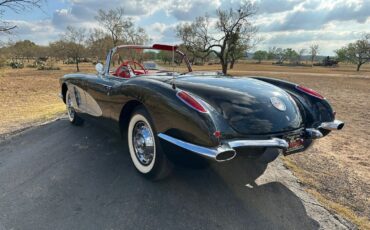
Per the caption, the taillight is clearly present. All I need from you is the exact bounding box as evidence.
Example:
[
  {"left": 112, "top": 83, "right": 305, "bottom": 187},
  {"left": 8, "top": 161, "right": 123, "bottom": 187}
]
[
  {"left": 296, "top": 85, "right": 325, "bottom": 99},
  {"left": 176, "top": 91, "right": 208, "bottom": 113}
]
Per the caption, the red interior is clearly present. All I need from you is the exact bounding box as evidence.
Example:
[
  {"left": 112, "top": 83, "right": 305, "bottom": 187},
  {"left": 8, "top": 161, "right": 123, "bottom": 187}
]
[{"left": 113, "top": 60, "right": 148, "bottom": 78}]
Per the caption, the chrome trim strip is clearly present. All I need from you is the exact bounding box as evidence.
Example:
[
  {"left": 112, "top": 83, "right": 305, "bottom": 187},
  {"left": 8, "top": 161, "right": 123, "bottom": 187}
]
[
  {"left": 319, "top": 120, "right": 344, "bottom": 130},
  {"left": 227, "top": 138, "right": 289, "bottom": 149}
]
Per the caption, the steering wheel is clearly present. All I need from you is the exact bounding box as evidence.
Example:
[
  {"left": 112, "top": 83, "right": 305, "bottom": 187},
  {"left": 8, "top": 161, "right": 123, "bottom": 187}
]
[{"left": 114, "top": 60, "right": 147, "bottom": 78}]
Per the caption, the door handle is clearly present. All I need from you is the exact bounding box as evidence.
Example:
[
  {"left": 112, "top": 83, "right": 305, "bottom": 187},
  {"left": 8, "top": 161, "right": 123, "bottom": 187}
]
[{"left": 103, "top": 85, "right": 112, "bottom": 95}]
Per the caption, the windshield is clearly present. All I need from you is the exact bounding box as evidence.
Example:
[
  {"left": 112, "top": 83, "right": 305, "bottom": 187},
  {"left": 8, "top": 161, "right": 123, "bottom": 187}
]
[{"left": 109, "top": 47, "right": 190, "bottom": 77}]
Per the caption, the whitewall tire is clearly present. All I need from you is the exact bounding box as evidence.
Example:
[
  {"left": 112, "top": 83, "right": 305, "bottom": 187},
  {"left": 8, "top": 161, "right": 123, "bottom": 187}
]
[{"left": 127, "top": 106, "right": 172, "bottom": 180}]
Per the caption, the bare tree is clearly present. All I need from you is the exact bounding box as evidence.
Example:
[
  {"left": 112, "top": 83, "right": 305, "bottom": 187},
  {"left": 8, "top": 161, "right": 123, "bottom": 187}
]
[
  {"left": 0, "top": 0, "right": 43, "bottom": 33},
  {"left": 298, "top": 48, "right": 306, "bottom": 63},
  {"left": 335, "top": 33, "right": 370, "bottom": 71},
  {"left": 229, "top": 34, "right": 250, "bottom": 69},
  {"left": 176, "top": 18, "right": 209, "bottom": 65},
  {"left": 87, "top": 28, "right": 112, "bottom": 61},
  {"left": 126, "top": 26, "right": 150, "bottom": 45},
  {"left": 273, "top": 47, "right": 287, "bottom": 64},
  {"left": 96, "top": 8, "right": 127, "bottom": 47},
  {"left": 95, "top": 8, "right": 149, "bottom": 66},
  {"left": 177, "top": 1, "right": 257, "bottom": 74},
  {"left": 57, "top": 26, "right": 87, "bottom": 72},
  {"left": 95, "top": 8, "right": 137, "bottom": 47},
  {"left": 309, "top": 44, "right": 319, "bottom": 66}
]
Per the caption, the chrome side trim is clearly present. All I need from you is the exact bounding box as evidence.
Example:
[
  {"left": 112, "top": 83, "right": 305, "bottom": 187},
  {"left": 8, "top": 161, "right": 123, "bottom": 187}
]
[
  {"left": 157, "top": 133, "right": 236, "bottom": 162},
  {"left": 227, "top": 138, "right": 289, "bottom": 150},
  {"left": 319, "top": 120, "right": 344, "bottom": 130}
]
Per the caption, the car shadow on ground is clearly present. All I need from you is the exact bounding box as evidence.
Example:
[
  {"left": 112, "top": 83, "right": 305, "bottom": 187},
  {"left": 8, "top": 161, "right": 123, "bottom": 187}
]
[{"left": 0, "top": 119, "right": 319, "bottom": 230}]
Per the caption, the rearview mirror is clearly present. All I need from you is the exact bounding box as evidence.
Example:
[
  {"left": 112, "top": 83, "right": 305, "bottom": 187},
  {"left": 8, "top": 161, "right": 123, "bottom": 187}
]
[{"left": 95, "top": 63, "right": 104, "bottom": 75}]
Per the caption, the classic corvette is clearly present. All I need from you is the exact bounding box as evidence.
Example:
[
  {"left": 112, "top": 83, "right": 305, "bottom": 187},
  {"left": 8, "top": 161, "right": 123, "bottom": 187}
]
[{"left": 60, "top": 44, "right": 344, "bottom": 179}]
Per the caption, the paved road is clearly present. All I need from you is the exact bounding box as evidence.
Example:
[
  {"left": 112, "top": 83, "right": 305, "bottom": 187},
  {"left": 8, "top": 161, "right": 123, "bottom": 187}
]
[{"left": 0, "top": 119, "right": 352, "bottom": 230}]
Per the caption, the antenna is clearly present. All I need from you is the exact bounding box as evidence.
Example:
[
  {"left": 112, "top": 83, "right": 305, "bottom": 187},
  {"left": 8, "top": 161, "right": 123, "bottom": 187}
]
[{"left": 172, "top": 45, "right": 176, "bottom": 89}]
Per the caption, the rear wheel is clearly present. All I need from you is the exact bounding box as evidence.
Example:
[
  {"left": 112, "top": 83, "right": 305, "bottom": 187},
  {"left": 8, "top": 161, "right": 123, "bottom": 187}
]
[
  {"left": 128, "top": 106, "right": 172, "bottom": 180},
  {"left": 66, "top": 89, "right": 84, "bottom": 126}
]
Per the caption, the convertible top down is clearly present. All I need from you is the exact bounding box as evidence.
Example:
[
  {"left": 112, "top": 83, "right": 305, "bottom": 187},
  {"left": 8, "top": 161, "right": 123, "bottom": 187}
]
[{"left": 60, "top": 44, "right": 344, "bottom": 180}]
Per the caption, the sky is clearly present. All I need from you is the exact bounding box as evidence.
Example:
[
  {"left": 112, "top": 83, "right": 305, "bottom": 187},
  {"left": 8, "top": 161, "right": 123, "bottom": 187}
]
[{"left": 0, "top": 0, "right": 369, "bottom": 55}]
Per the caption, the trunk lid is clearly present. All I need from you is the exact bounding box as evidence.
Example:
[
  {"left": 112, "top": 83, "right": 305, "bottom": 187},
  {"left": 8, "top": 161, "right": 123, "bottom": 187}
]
[{"left": 173, "top": 75, "right": 302, "bottom": 135}]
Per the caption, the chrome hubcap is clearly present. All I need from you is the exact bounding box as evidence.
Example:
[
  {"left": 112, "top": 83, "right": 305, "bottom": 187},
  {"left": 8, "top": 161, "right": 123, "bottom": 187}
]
[
  {"left": 132, "top": 121, "right": 155, "bottom": 165},
  {"left": 67, "top": 94, "right": 75, "bottom": 121}
]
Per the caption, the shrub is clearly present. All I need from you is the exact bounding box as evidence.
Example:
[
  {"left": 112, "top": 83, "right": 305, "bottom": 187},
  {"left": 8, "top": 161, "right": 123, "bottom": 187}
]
[
  {"left": 37, "top": 59, "right": 60, "bottom": 70},
  {"left": 37, "top": 65, "right": 60, "bottom": 70},
  {"left": 9, "top": 61, "right": 24, "bottom": 69},
  {"left": 0, "top": 56, "right": 6, "bottom": 68}
]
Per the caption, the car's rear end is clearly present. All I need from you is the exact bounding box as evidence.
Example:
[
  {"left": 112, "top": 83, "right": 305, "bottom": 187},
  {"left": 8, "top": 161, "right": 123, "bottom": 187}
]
[{"left": 158, "top": 75, "right": 344, "bottom": 163}]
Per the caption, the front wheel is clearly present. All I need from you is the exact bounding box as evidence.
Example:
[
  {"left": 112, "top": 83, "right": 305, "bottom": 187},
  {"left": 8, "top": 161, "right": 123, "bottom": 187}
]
[
  {"left": 127, "top": 106, "right": 172, "bottom": 180},
  {"left": 66, "top": 89, "right": 84, "bottom": 126}
]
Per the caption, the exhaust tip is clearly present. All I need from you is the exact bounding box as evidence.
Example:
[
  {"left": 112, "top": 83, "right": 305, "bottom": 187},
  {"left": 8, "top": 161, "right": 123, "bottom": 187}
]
[
  {"left": 319, "top": 120, "right": 344, "bottom": 131},
  {"left": 305, "top": 128, "right": 323, "bottom": 139},
  {"left": 216, "top": 150, "right": 236, "bottom": 162}
]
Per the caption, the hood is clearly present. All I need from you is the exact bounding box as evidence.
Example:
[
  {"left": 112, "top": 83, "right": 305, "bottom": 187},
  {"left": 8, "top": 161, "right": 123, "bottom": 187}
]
[{"left": 172, "top": 75, "right": 302, "bottom": 135}]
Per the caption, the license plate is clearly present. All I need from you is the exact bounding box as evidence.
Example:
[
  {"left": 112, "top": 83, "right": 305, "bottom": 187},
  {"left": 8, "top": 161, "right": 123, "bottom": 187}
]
[{"left": 286, "top": 138, "right": 304, "bottom": 153}]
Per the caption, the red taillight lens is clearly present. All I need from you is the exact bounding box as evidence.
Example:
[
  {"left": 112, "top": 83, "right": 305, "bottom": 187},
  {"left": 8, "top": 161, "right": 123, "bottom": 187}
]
[
  {"left": 213, "top": 131, "right": 221, "bottom": 138},
  {"left": 177, "top": 91, "right": 208, "bottom": 113},
  {"left": 296, "top": 85, "right": 324, "bottom": 99}
]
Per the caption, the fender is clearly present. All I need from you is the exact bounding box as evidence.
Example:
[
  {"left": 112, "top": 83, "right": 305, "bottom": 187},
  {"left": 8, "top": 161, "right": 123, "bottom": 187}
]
[
  {"left": 109, "top": 78, "right": 219, "bottom": 147},
  {"left": 252, "top": 77, "right": 335, "bottom": 134}
]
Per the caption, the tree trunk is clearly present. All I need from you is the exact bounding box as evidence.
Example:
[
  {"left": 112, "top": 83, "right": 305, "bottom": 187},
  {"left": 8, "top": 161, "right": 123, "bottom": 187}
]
[
  {"left": 75, "top": 57, "right": 80, "bottom": 72},
  {"left": 230, "top": 59, "right": 235, "bottom": 69},
  {"left": 221, "top": 61, "right": 228, "bottom": 75},
  {"left": 356, "top": 63, "right": 361, "bottom": 71}
]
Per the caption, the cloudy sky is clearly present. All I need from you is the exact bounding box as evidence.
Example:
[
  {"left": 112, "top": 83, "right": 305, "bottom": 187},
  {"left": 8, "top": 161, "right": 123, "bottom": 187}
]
[{"left": 1, "top": 0, "right": 369, "bottom": 55}]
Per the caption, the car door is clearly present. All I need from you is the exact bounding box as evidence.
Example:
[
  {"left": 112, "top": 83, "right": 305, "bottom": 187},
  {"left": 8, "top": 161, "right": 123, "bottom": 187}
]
[{"left": 82, "top": 75, "right": 116, "bottom": 119}]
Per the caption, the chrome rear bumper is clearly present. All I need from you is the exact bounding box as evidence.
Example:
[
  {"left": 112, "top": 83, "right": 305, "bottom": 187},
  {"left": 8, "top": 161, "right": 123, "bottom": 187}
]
[
  {"left": 158, "top": 133, "right": 289, "bottom": 162},
  {"left": 158, "top": 133, "right": 237, "bottom": 162},
  {"left": 158, "top": 120, "right": 344, "bottom": 163},
  {"left": 227, "top": 138, "right": 289, "bottom": 149}
]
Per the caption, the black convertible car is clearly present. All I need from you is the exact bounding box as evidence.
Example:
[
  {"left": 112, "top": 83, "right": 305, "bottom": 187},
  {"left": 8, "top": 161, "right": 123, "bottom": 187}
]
[{"left": 60, "top": 44, "right": 344, "bottom": 179}]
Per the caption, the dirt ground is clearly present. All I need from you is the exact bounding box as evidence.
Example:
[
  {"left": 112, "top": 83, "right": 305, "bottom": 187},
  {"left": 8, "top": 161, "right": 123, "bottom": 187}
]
[{"left": 0, "top": 62, "right": 369, "bottom": 228}]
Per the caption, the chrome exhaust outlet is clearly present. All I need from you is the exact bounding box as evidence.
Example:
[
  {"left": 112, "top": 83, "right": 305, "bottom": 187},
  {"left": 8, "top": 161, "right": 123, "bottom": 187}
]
[
  {"left": 319, "top": 120, "right": 344, "bottom": 130},
  {"left": 158, "top": 133, "right": 236, "bottom": 162},
  {"left": 214, "top": 147, "right": 236, "bottom": 162},
  {"left": 305, "top": 128, "right": 323, "bottom": 139}
]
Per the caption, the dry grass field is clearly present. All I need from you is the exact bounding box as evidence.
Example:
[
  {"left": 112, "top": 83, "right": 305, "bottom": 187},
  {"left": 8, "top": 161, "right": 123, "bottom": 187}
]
[
  {"left": 0, "top": 64, "right": 94, "bottom": 135},
  {"left": 0, "top": 61, "right": 369, "bottom": 228}
]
